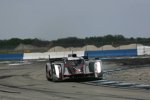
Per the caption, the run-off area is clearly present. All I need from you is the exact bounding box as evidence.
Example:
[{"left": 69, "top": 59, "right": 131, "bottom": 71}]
[{"left": 0, "top": 58, "right": 150, "bottom": 100}]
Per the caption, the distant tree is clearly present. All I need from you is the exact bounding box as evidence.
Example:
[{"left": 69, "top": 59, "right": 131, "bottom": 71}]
[
  {"left": 22, "top": 39, "right": 33, "bottom": 44},
  {"left": 31, "top": 38, "right": 49, "bottom": 47},
  {"left": 0, "top": 35, "right": 150, "bottom": 50},
  {"left": 52, "top": 37, "right": 84, "bottom": 47}
]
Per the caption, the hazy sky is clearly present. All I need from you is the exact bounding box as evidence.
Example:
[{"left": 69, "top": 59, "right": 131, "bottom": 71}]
[{"left": 0, "top": 0, "right": 150, "bottom": 40}]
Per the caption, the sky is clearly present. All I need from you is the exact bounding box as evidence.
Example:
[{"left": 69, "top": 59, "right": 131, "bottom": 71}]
[{"left": 0, "top": 0, "right": 150, "bottom": 40}]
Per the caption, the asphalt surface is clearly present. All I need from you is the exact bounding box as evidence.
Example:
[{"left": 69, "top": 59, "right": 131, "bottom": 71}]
[{"left": 0, "top": 61, "right": 149, "bottom": 100}]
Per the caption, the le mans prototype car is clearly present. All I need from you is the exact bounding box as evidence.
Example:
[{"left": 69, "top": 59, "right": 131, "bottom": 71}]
[{"left": 46, "top": 54, "right": 103, "bottom": 82}]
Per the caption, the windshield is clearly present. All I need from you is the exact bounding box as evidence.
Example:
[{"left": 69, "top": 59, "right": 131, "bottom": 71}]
[{"left": 66, "top": 59, "right": 84, "bottom": 66}]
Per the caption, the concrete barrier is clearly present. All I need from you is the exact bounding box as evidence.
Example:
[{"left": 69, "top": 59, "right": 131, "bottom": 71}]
[
  {"left": 23, "top": 53, "right": 44, "bottom": 60},
  {"left": 85, "top": 49, "right": 137, "bottom": 58},
  {"left": 137, "top": 46, "right": 150, "bottom": 56},
  {"left": 1, "top": 46, "right": 149, "bottom": 60},
  {"left": 23, "top": 51, "right": 85, "bottom": 60},
  {"left": 0, "top": 53, "right": 23, "bottom": 60}
]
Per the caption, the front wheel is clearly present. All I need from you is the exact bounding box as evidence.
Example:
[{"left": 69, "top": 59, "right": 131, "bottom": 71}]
[
  {"left": 51, "top": 68, "right": 59, "bottom": 82},
  {"left": 46, "top": 66, "right": 52, "bottom": 81},
  {"left": 94, "top": 71, "right": 103, "bottom": 80},
  {"left": 51, "top": 65, "right": 64, "bottom": 82}
]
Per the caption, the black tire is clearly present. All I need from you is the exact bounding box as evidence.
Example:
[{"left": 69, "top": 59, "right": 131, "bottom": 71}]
[{"left": 46, "top": 66, "right": 52, "bottom": 81}]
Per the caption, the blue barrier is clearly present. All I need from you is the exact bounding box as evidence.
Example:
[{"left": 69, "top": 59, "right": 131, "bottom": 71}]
[
  {"left": 0, "top": 53, "right": 23, "bottom": 60},
  {"left": 0, "top": 49, "right": 138, "bottom": 60},
  {"left": 85, "top": 49, "right": 137, "bottom": 58}
]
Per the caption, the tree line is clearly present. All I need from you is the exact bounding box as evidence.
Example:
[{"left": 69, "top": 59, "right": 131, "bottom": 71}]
[
  {"left": 0, "top": 38, "right": 49, "bottom": 49},
  {"left": 0, "top": 35, "right": 150, "bottom": 49},
  {"left": 52, "top": 35, "right": 150, "bottom": 47}
]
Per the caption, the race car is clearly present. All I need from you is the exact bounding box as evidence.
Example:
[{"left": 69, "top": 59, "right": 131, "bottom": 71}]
[{"left": 46, "top": 54, "right": 103, "bottom": 82}]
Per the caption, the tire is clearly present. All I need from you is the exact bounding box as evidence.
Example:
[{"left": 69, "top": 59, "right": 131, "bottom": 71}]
[
  {"left": 46, "top": 65, "right": 52, "bottom": 81},
  {"left": 51, "top": 67, "right": 59, "bottom": 82},
  {"left": 51, "top": 65, "right": 64, "bottom": 82},
  {"left": 95, "top": 71, "right": 103, "bottom": 80}
]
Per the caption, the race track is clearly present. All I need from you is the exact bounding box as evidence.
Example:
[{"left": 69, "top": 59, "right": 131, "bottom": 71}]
[{"left": 0, "top": 61, "right": 149, "bottom": 100}]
